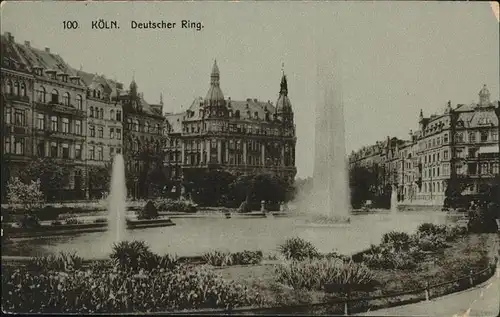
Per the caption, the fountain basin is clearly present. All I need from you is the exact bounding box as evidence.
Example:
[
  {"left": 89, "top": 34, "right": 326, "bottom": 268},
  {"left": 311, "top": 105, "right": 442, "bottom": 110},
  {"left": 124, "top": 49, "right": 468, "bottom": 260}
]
[
  {"left": 126, "top": 217, "right": 175, "bottom": 229},
  {"left": 4, "top": 222, "right": 109, "bottom": 238}
]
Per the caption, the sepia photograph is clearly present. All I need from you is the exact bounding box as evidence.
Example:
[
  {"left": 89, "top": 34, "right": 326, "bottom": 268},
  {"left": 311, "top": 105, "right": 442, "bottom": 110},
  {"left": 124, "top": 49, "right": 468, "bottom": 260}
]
[{"left": 1, "top": 1, "right": 499, "bottom": 315}]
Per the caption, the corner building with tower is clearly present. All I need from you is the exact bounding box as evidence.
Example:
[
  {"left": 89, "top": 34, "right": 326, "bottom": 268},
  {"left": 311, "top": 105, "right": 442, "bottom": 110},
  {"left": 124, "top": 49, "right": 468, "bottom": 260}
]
[{"left": 164, "top": 60, "right": 297, "bottom": 191}]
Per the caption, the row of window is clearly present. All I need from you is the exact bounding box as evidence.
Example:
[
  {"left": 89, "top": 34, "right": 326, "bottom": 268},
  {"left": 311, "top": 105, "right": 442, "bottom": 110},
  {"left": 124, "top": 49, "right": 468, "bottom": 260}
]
[
  {"left": 88, "top": 145, "right": 122, "bottom": 160},
  {"left": 35, "top": 86, "right": 83, "bottom": 109},
  {"left": 455, "top": 130, "right": 497, "bottom": 143},
  {"left": 4, "top": 108, "right": 26, "bottom": 126},
  {"left": 126, "top": 119, "right": 163, "bottom": 135},
  {"left": 36, "top": 114, "right": 83, "bottom": 135},
  {"left": 89, "top": 107, "right": 122, "bottom": 121},
  {"left": 36, "top": 141, "right": 82, "bottom": 160},
  {"left": 88, "top": 125, "right": 121, "bottom": 139},
  {"left": 5, "top": 80, "right": 27, "bottom": 97}
]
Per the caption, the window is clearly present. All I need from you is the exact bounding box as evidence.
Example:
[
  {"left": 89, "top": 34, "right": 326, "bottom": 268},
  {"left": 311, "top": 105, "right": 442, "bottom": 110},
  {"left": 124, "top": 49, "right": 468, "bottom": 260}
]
[
  {"left": 89, "top": 125, "right": 95, "bottom": 137},
  {"left": 116, "top": 128, "right": 121, "bottom": 140},
  {"left": 50, "top": 142, "right": 58, "bottom": 158},
  {"left": 20, "top": 83, "right": 26, "bottom": 96},
  {"left": 6, "top": 80, "right": 12, "bottom": 94},
  {"left": 37, "top": 113, "right": 45, "bottom": 130},
  {"left": 444, "top": 150, "right": 449, "bottom": 160},
  {"left": 89, "top": 146, "right": 95, "bottom": 160},
  {"left": 110, "top": 128, "right": 115, "bottom": 139},
  {"left": 116, "top": 110, "right": 122, "bottom": 121},
  {"left": 89, "top": 107, "right": 94, "bottom": 118},
  {"left": 62, "top": 118, "right": 69, "bottom": 133},
  {"left": 99, "top": 108, "right": 104, "bottom": 119},
  {"left": 157, "top": 124, "right": 161, "bottom": 135},
  {"left": 13, "top": 81, "right": 19, "bottom": 95},
  {"left": 5, "top": 108, "right": 11, "bottom": 124},
  {"left": 145, "top": 122, "right": 150, "bottom": 133},
  {"left": 5, "top": 137, "right": 11, "bottom": 153},
  {"left": 14, "top": 109, "right": 25, "bottom": 126},
  {"left": 75, "top": 120, "right": 82, "bottom": 135},
  {"left": 76, "top": 95, "right": 83, "bottom": 110},
  {"left": 98, "top": 127, "right": 103, "bottom": 138},
  {"left": 62, "top": 143, "right": 69, "bottom": 159},
  {"left": 63, "top": 92, "right": 70, "bottom": 106},
  {"left": 444, "top": 133, "right": 448, "bottom": 143},
  {"left": 454, "top": 132, "right": 464, "bottom": 143},
  {"left": 75, "top": 144, "right": 82, "bottom": 159},
  {"left": 97, "top": 146, "right": 103, "bottom": 160},
  {"left": 51, "top": 89, "right": 59, "bottom": 103},
  {"left": 110, "top": 147, "right": 115, "bottom": 157},
  {"left": 469, "top": 132, "right": 476, "bottom": 143},
  {"left": 480, "top": 132, "right": 488, "bottom": 142},
  {"left": 493, "top": 163, "right": 499, "bottom": 174},
  {"left": 37, "top": 141, "right": 45, "bottom": 157},
  {"left": 493, "top": 131, "right": 498, "bottom": 141},
  {"left": 36, "top": 86, "right": 46, "bottom": 103},
  {"left": 51, "top": 116, "right": 58, "bottom": 131},
  {"left": 116, "top": 148, "right": 121, "bottom": 154},
  {"left": 134, "top": 120, "right": 139, "bottom": 132},
  {"left": 14, "top": 137, "right": 24, "bottom": 155},
  {"left": 110, "top": 110, "right": 115, "bottom": 120}
]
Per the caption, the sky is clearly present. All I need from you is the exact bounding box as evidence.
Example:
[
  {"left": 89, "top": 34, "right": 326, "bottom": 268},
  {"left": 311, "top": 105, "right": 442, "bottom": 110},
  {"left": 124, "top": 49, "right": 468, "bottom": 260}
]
[{"left": 1, "top": 1, "right": 499, "bottom": 178}]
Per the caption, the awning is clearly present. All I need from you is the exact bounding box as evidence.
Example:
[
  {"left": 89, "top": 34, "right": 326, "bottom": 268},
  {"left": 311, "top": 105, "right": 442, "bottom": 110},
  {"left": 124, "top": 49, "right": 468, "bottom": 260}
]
[{"left": 478, "top": 145, "right": 499, "bottom": 154}]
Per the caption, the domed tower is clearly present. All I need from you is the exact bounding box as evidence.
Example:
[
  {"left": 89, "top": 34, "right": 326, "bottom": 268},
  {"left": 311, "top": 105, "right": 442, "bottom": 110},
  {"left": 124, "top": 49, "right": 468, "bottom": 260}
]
[
  {"left": 204, "top": 59, "right": 226, "bottom": 117},
  {"left": 275, "top": 72, "right": 294, "bottom": 125},
  {"left": 478, "top": 84, "right": 490, "bottom": 107}
]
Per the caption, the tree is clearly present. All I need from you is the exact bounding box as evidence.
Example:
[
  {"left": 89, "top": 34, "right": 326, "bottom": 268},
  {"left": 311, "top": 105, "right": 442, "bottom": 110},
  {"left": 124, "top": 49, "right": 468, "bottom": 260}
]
[
  {"left": 187, "top": 170, "right": 236, "bottom": 206},
  {"left": 349, "top": 165, "right": 376, "bottom": 209},
  {"left": 6, "top": 177, "right": 44, "bottom": 212},
  {"left": 444, "top": 174, "right": 473, "bottom": 209},
  {"left": 21, "top": 158, "right": 68, "bottom": 201}
]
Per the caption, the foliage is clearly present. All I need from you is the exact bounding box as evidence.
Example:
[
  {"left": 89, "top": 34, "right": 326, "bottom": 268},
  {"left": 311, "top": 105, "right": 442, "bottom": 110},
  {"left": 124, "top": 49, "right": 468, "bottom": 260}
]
[
  {"left": 381, "top": 231, "right": 413, "bottom": 252},
  {"left": 137, "top": 201, "right": 159, "bottom": 220},
  {"left": 51, "top": 220, "right": 62, "bottom": 226},
  {"left": 417, "top": 223, "right": 447, "bottom": 236},
  {"left": 349, "top": 165, "right": 376, "bottom": 209},
  {"left": 88, "top": 164, "right": 112, "bottom": 192},
  {"left": 94, "top": 218, "right": 108, "bottom": 223},
  {"left": 278, "top": 237, "right": 321, "bottom": 261},
  {"left": 468, "top": 203, "right": 499, "bottom": 233},
  {"left": 360, "top": 244, "right": 418, "bottom": 270},
  {"left": 20, "top": 158, "right": 69, "bottom": 201},
  {"left": 275, "top": 258, "right": 377, "bottom": 293},
  {"left": 6, "top": 177, "right": 44, "bottom": 212},
  {"left": 202, "top": 250, "right": 264, "bottom": 266},
  {"left": 26, "top": 252, "right": 84, "bottom": 272},
  {"left": 155, "top": 198, "right": 197, "bottom": 213},
  {"left": 18, "top": 214, "right": 41, "bottom": 229},
  {"left": 109, "top": 240, "right": 179, "bottom": 272},
  {"left": 185, "top": 170, "right": 236, "bottom": 206},
  {"left": 65, "top": 217, "right": 81, "bottom": 225},
  {"left": 2, "top": 265, "right": 263, "bottom": 313},
  {"left": 443, "top": 175, "right": 474, "bottom": 209}
]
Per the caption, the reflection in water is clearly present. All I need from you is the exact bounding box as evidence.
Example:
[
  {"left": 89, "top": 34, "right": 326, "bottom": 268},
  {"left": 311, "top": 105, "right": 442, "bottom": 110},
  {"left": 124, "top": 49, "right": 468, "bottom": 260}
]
[{"left": 6, "top": 211, "right": 455, "bottom": 259}]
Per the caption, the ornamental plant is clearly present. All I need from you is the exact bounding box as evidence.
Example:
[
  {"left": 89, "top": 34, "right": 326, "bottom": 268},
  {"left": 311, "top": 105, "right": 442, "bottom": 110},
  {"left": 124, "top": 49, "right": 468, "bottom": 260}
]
[{"left": 278, "top": 237, "right": 320, "bottom": 261}]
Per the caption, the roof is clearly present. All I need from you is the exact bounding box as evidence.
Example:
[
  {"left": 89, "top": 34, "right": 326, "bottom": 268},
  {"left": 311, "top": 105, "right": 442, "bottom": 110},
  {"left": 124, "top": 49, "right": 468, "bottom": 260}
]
[{"left": 0, "top": 34, "right": 31, "bottom": 73}]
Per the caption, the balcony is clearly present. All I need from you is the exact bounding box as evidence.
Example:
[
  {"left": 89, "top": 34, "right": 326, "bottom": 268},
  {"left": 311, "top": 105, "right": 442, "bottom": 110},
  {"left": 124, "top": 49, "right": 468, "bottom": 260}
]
[
  {"left": 35, "top": 101, "right": 85, "bottom": 118},
  {"left": 44, "top": 130, "right": 85, "bottom": 141},
  {"left": 3, "top": 124, "right": 29, "bottom": 135},
  {"left": 5, "top": 93, "right": 30, "bottom": 104}
]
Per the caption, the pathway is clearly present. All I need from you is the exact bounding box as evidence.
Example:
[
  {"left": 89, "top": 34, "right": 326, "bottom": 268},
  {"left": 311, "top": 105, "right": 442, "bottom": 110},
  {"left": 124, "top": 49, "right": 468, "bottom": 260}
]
[{"left": 359, "top": 267, "right": 500, "bottom": 317}]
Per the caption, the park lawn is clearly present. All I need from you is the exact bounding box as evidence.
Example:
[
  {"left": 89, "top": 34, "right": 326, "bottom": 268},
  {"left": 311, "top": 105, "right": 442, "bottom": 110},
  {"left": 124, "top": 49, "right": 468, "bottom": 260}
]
[{"left": 215, "top": 233, "right": 499, "bottom": 309}]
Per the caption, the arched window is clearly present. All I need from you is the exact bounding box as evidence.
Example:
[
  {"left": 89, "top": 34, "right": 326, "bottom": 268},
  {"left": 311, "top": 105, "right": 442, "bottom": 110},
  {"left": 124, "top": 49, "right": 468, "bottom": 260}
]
[
  {"left": 13, "top": 81, "right": 19, "bottom": 95},
  {"left": 63, "top": 92, "right": 70, "bottom": 106},
  {"left": 89, "top": 106, "right": 94, "bottom": 118},
  {"left": 51, "top": 89, "right": 59, "bottom": 103},
  {"left": 144, "top": 121, "right": 150, "bottom": 133},
  {"left": 76, "top": 95, "right": 82, "bottom": 110},
  {"left": 110, "top": 110, "right": 115, "bottom": 120},
  {"left": 37, "top": 86, "right": 46, "bottom": 103},
  {"left": 235, "top": 110, "right": 240, "bottom": 119},
  {"left": 254, "top": 111, "right": 259, "bottom": 119},
  {"left": 6, "top": 80, "right": 12, "bottom": 94},
  {"left": 97, "top": 90, "right": 101, "bottom": 99},
  {"left": 99, "top": 108, "right": 104, "bottom": 119},
  {"left": 20, "top": 82, "right": 26, "bottom": 96}
]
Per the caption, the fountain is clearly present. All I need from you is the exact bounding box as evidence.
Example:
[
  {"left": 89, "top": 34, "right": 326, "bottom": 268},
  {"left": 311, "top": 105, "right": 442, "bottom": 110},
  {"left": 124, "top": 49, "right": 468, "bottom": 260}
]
[
  {"left": 296, "top": 55, "right": 350, "bottom": 226},
  {"left": 107, "top": 154, "right": 127, "bottom": 243},
  {"left": 390, "top": 185, "right": 398, "bottom": 213}
]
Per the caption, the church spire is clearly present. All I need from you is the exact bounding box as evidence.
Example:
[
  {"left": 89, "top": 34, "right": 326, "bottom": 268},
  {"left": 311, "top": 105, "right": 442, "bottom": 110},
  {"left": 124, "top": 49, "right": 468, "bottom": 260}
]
[
  {"left": 210, "top": 59, "right": 220, "bottom": 87},
  {"left": 279, "top": 73, "right": 288, "bottom": 96},
  {"left": 160, "top": 92, "right": 164, "bottom": 106}
]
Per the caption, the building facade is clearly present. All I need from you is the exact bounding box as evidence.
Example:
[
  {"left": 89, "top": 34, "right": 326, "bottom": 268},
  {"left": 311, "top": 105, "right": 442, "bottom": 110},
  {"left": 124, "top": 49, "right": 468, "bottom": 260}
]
[
  {"left": 164, "top": 60, "right": 297, "bottom": 193},
  {"left": 349, "top": 85, "right": 500, "bottom": 206}
]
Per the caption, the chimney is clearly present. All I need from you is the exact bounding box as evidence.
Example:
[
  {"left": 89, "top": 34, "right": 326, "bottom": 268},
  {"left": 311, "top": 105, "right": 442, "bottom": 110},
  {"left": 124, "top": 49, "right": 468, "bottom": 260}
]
[
  {"left": 24, "top": 41, "right": 30, "bottom": 47},
  {"left": 45, "top": 47, "right": 50, "bottom": 53}
]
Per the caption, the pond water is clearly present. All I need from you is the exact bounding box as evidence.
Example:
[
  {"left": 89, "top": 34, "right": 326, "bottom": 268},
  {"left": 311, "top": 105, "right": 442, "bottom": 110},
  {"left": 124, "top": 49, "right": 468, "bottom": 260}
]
[{"left": 5, "top": 210, "right": 458, "bottom": 259}]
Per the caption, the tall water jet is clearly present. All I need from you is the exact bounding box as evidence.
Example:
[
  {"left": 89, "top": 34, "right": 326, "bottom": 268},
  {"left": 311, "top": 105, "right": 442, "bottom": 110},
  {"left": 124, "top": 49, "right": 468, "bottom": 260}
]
[
  {"left": 108, "top": 154, "right": 127, "bottom": 243},
  {"left": 307, "top": 54, "right": 350, "bottom": 223},
  {"left": 390, "top": 185, "right": 398, "bottom": 213}
]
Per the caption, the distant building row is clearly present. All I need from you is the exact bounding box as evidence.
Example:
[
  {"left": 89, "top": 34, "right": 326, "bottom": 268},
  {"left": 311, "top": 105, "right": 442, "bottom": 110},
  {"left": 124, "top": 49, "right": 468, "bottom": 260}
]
[
  {"left": 1, "top": 31, "right": 296, "bottom": 201},
  {"left": 348, "top": 85, "right": 499, "bottom": 205}
]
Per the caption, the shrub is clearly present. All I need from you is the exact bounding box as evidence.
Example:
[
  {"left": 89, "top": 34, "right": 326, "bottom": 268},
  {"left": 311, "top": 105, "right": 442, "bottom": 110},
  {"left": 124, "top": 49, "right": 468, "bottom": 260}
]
[
  {"left": 231, "top": 251, "right": 263, "bottom": 265},
  {"left": 6, "top": 177, "right": 44, "bottom": 212},
  {"left": 275, "top": 258, "right": 377, "bottom": 293},
  {"left": 110, "top": 240, "right": 154, "bottom": 272},
  {"left": 94, "top": 218, "right": 108, "bottom": 224},
  {"left": 37, "top": 206, "right": 64, "bottom": 221},
  {"left": 202, "top": 250, "right": 234, "bottom": 266},
  {"left": 278, "top": 237, "right": 320, "bottom": 261},
  {"left": 381, "top": 231, "right": 412, "bottom": 252},
  {"left": 416, "top": 234, "right": 448, "bottom": 252},
  {"left": 361, "top": 244, "right": 417, "bottom": 270},
  {"left": 65, "top": 217, "right": 81, "bottom": 225},
  {"left": 155, "top": 198, "right": 197, "bottom": 213},
  {"left": 137, "top": 201, "right": 159, "bottom": 220},
  {"left": 1, "top": 266, "right": 263, "bottom": 313},
  {"left": 417, "top": 223, "right": 447, "bottom": 236},
  {"left": 18, "top": 214, "right": 41, "bottom": 228},
  {"left": 26, "top": 252, "right": 84, "bottom": 272}
]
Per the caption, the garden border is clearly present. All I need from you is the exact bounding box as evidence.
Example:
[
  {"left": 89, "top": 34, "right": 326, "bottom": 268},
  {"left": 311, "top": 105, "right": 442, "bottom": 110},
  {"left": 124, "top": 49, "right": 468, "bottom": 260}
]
[{"left": 168, "top": 257, "right": 498, "bottom": 316}]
